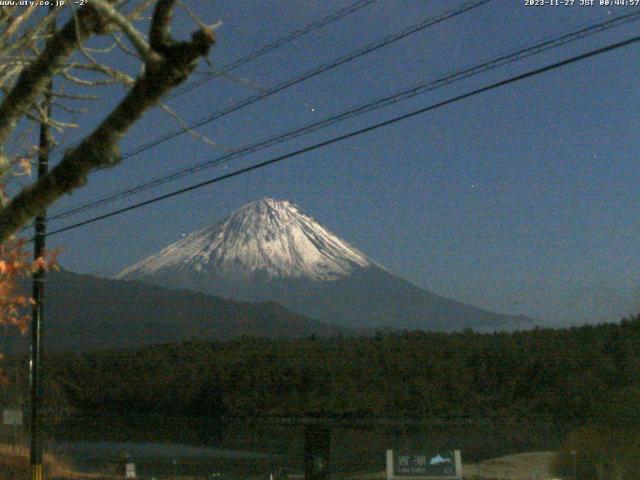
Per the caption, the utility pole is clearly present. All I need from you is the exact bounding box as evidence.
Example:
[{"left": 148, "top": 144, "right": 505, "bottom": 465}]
[{"left": 31, "top": 7, "right": 55, "bottom": 480}]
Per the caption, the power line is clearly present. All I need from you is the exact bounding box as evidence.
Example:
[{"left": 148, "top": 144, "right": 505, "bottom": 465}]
[
  {"left": 42, "top": 0, "right": 489, "bottom": 171},
  {"left": 47, "top": 0, "right": 494, "bottom": 219},
  {"left": 167, "top": 0, "right": 380, "bottom": 100},
  {"left": 49, "top": 10, "right": 640, "bottom": 221},
  {"left": 42, "top": 33, "right": 640, "bottom": 239},
  {"left": 38, "top": 0, "right": 378, "bottom": 166},
  {"left": 112, "top": 0, "right": 493, "bottom": 162}
]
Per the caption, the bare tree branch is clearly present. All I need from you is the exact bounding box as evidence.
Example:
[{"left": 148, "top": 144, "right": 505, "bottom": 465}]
[
  {"left": 219, "top": 71, "right": 267, "bottom": 93},
  {"left": 51, "top": 100, "right": 88, "bottom": 115},
  {"left": 158, "top": 100, "right": 235, "bottom": 152},
  {"left": 50, "top": 91, "right": 100, "bottom": 101},
  {"left": 0, "top": 5, "right": 110, "bottom": 147},
  {"left": 90, "top": 0, "right": 160, "bottom": 63},
  {"left": 111, "top": 30, "right": 143, "bottom": 59},
  {"left": 0, "top": 4, "right": 215, "bottom": 242},
  {"left": 61, "top": 68, "right": 130, "bottom": 87},
  {"left": 126, "top": 0, "right": 157, "bottom": 21},
  {"left": 2, "top": 5, "right": 38, "bottom": 41},
  {"left": 149, "top": 0, "right": 176, "bottom": 52},
  {"left": 70, "top": 61, "right": 136, "bottom": 85}
]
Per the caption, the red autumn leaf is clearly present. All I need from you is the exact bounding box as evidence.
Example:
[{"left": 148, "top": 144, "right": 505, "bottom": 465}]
[
  {"left": 18, "top": 158, "right": 32, "bottom": 176},
  {"left": 32, "top": 256, "right": 48, "bottom": 272}
]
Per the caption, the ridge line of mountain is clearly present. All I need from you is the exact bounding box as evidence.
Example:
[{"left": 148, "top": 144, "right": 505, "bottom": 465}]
[{"left": 117, "top": 198, "right": 534, "bottom": 332}]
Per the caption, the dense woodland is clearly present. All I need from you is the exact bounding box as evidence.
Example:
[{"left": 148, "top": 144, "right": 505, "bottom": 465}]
[
  {"left": 29, "top": 316, "right": 639, "bottom": 423},
  {"left": 3, "top": 316, "right": 640, "bottom": 478}
]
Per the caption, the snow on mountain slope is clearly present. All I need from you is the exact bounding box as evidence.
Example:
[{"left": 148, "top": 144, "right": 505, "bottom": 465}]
[
  {"left": 118, "top": 198, "right": 373, "bottom": 282},
  {"left": 118, "top": 198, "right": 533, "bottom": 332}
]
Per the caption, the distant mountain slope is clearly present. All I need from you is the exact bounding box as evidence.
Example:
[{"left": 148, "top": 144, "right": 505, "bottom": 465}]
[
  {"left": 119, "top": 198, "right": 532, "bottom": 332},
  {"left": 4, "top": 270, "right": 345, "bottom": 353},
  {"left": 118, "top": 197, "right": 373, "bottom": 282}
]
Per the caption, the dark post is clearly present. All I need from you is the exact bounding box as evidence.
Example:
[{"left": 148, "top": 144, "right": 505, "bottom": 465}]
[
  {"left": 30, "top": 96, "right": 49, "bottom": 480},
  {"left": 304, "top": 425, "right": 330, "bottom": 480},
  {"left": 30, "top": 7, "right": 55, "bottom": 480}
]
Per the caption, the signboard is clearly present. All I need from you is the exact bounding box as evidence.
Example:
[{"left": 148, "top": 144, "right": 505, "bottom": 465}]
[
  {"left": 387, "top": 450, "right": 462, "bottom": 480},
  {"left": 2, "top": 408, "right": 23, "bottom": 426},
  {"left": 125, "top": 462, "right": 136, "bottom": 478},
  {"left": 304, "top": 426, "right": 330, "bottom": 480}
]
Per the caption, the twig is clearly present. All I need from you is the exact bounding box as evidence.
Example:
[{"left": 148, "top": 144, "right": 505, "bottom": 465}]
[
  {"left": 90, "top": 0, "right": 160, "bottom": 63},
  {"left": 0, "top": 0, "right": 216, "bottom": 241},
  {"left": 158, "top": 100, "right": 235, "bottom": 152}
]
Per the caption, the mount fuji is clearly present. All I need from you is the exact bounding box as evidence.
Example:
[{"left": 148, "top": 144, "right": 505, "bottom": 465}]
[{"left": 118, "top": 198, "right": 532, "bottom": 332}]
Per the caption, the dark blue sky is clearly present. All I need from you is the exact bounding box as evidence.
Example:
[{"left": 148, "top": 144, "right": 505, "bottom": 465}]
[{"left": 40, "top": 0, "right": 640, "bottom": 326}]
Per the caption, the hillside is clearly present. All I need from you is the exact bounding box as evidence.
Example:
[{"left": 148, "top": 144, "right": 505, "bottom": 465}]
[{"left": 4, "top": 269, "right": 345, "bottom": 353}]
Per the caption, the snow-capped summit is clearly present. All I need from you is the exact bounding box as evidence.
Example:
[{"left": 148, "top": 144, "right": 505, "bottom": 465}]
[
  {"left": 118, "top": 198, "right": 372, "bottom": 282},
  {"left": 118, "top": 198, "right": 532, "bottom": 332}
]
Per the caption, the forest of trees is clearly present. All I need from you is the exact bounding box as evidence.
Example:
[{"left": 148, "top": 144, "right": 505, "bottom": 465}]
[
  {"left": 3, "top": 316, "right": 640, "bottom": 478},
  {"left": 26, "top": 315, "right": 639, "bottom": 423}
]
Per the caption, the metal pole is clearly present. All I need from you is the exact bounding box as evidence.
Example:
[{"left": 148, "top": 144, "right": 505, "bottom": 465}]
[
  {"left": 30, "top": 7, "right": 55, "bottom": 480},
  {"left": 571, "top": 450, "right": 577, "bottom": 480}
]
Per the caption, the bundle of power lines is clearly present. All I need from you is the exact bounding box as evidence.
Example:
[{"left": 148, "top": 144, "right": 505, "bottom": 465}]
[{"left": 35, "top": 0, "right": 640, "bottom": 239}]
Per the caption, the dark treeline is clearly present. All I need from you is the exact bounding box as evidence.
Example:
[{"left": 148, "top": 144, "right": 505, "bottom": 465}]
[
  {"left": 3, "top": 317, "right": 640, "bottom": 478},
  {"left": 37, "top": 315, "right": 640, "bottom": 425}
]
